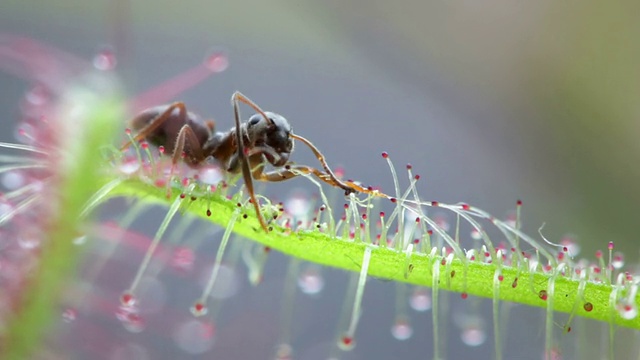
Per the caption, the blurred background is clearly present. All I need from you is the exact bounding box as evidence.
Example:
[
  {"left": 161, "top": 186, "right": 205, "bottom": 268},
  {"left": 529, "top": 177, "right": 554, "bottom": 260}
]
[{"left": 1, "top": 0, "right": 639, "bottom": 359}]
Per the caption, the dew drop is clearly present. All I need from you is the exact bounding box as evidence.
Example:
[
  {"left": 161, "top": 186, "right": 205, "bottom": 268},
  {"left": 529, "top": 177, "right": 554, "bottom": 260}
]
[
  {"left": 62, "top": 308, "right": 77, "bottom": 323},
  {"left": 171, "top": 246, "right": 195, "bottom": 273},
  {"left": 409, "top": 288, "right": 432, "bottom": 312},
  {"left": 470, "top": 229, "right": 482, "bottom": 240},
  {"left": 285, "top": 192, "right": 311, "bottom": 219},
  {"left": 612, "top": 252, "right": 624, "bottom": 269},
  {"left": 460, "top": 325, "right": 486, "bottom": 347},
  {"left": 198, "top": 264, "right": 239, "bottom": 300},
  {"left": 93, "top": 47, "right": 117, "bottom": 70},
  {"left": 560, "top": 234, "right": 580, "bottom": 256},
  {"left": 173, "top": 319, "right": 215, "bottom": 355},
  {"left": 275, "top": 343, "right": 293, "bottom": 360},
  {"left": 24, "top": 84, "right": 50, "bottom": 108},
  {"left": 118, "top": 158, "right": 141, "bottom": 175},
  {"left": 198, "top": 166, "right": 224, "bottom": 185},
  {"left": 14, "top": 123, "right": 36, "bottom": 145},
  {"left": 18, "top": 228, "right": 41, "bottom": 249},
  {"left": 503, "top": 212, "right": 516, "bottom": 228},
  {"left": 72, "top": 234, "right": 87, "bottom": 246},
  {"left": 135, "top": 277, "right": 166, "bottom": 313},
  {"left": 297, "top": 266, "right": 325, "bottom": 295},
  {"left": 433, "top": 214, "right": 450, "bottom": 232},
  {"left": 204, "top": 51, "right": 229, "bottom": 73},
  {"left": 390, "top": 319, "right": 413, "bottom": 341},
  {"left": 543, "top": 347, "right": 563, "bottom": 360},
  {"left": 618, "top": 303, "right": 638, "bottom": 320},
  {"left": 1, "top": 171, "right": 25, "bottom": 191},
  {"left": 116, "top": 309, "right": 145, "bottom": 333}
]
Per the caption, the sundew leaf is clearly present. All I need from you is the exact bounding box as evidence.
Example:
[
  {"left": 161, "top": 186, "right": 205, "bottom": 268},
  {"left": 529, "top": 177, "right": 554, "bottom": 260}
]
[{"left": 106, "top": 176, "right": 640, "bottom": 332}]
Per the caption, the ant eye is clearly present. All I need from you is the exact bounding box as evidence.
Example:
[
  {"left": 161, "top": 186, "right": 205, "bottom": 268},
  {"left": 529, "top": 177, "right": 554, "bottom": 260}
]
[{"left": 248, "top": 115, "right": 261, "bottom": 127}]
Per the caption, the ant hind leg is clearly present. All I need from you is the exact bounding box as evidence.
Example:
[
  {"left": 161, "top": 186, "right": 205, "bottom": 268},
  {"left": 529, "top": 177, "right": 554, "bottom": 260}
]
[{"left": 121, "top": 102, "right": 188, "bottom": 151}]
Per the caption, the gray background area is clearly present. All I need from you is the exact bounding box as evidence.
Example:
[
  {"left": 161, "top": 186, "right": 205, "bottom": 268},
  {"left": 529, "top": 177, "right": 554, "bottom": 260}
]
[{"left": 1, "top": 1, "right": 639, "bottom": 359}]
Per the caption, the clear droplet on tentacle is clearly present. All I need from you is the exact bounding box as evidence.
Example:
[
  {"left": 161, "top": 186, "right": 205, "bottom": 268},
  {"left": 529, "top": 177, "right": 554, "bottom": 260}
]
[{"left": 93, "top": 46, "right": 117, "bottom": 71}]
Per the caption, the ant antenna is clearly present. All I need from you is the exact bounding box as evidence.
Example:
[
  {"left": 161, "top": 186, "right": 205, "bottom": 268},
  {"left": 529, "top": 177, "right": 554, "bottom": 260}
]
[{"left": 291, "top": 133, "right": 389, "bottom": 198}]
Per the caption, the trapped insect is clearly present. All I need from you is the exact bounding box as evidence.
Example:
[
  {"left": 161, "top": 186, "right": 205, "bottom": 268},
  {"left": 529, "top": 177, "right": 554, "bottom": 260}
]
[{"left": 122, "top": 91, "right": 383, "bottom": 232}]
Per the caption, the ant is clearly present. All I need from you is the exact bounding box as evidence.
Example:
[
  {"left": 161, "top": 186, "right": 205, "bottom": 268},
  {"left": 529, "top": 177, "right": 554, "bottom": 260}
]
[{"left": 122, "top": 91, "right": 386, "bottom": 232}]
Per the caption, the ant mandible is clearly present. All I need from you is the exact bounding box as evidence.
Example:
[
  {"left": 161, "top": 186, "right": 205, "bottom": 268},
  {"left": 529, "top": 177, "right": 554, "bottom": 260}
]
[{"left": 122, "top": 91, "right": 386, "bottom": 232}]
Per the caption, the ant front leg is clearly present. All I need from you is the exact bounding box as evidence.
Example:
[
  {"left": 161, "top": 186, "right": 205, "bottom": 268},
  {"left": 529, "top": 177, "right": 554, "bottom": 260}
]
[{"left": 231, "top": 92, "right": 270, "bottom": 233}]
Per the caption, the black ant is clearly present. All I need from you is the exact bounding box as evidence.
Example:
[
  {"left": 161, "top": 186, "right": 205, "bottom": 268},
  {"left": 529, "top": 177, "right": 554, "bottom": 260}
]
[{"left": 122, "top": 91, "right": 385, "bottom": 232}]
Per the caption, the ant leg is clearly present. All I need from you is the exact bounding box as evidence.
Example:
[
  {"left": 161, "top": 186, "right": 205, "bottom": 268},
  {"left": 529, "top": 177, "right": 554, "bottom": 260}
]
[
  {"left": 121, "top": 102, "right": 187, "bottom": 151},
  {"left": 231, "top": 91, "right": 273, "bottom": 125},
  {"left": 231, "top": 92, "right": 269, "bottom": 233},
  {"left": 171, "top": 124, "right": 206, "bottom": 166},
  {"left": 158, "top": 124, "right": 205, "bottom": 198},
  {"left": 253, "top": 164, "right": 389, "bottom": 198}
]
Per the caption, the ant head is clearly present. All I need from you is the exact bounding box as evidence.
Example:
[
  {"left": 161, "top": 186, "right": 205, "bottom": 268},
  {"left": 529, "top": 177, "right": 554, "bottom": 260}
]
[{"left": 248, "top": 111, "right": 293, "bottom": 166}]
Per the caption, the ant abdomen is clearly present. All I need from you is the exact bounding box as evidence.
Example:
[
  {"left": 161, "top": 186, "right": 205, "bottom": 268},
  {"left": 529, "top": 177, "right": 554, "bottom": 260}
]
[{"left": 131, "top": 104, "right": 212, "bottom": 157}]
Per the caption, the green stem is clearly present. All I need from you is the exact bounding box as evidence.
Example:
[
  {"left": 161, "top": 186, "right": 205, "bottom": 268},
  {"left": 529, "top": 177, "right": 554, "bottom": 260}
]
[{"left": 3, "top": 94, "right": 123, "bottom": 359}]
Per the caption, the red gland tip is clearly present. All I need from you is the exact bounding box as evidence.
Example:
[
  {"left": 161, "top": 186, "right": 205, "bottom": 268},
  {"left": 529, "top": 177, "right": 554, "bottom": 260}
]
[
  {"left": 120, "top": 292, "right": 135, "bottom": 306},
  {"left": 381, "top": 152, "right": 389, "bottom": 159},
  {"left": 583, "top": 302, "right": 593, "bottom": 312},
  {"left": 539, "top": 290, "right": 548, "bottom": 301}
]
